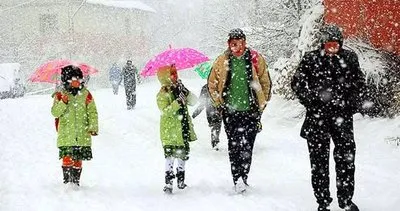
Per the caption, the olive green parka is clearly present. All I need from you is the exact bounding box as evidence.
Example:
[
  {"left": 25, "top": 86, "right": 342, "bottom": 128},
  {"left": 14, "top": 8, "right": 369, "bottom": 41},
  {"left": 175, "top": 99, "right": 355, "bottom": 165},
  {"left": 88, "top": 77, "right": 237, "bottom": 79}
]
[
  {"left": 51, "top": 87, "right": 98, "bottom": 147},
  {"left": 156, "top": 66, "right": 197, "bottom": 147}
]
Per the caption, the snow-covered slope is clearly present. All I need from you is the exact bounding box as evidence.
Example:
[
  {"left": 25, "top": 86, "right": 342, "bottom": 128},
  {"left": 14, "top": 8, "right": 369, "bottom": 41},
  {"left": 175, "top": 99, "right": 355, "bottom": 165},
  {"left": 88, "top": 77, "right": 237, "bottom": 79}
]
[{"left": 0, "top": 78, "right": 399, "bottom": 211}]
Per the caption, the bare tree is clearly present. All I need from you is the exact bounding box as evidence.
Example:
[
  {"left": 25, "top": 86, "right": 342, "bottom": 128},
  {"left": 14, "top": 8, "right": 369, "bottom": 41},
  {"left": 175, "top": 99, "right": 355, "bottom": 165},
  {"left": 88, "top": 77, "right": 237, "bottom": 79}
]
[{"left": 247, "top": 0, "right": 320, "bottom": 62}]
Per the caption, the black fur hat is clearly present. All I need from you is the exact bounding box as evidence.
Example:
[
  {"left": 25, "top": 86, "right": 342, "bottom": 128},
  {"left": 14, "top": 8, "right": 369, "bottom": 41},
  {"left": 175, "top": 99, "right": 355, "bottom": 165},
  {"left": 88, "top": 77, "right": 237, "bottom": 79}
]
[
  {"left": 61, "top": 65, "right": 83, "bottom": 83},
  {"left": 320, "top": 24, "right": 344, "bottom": 46},
  {"left": 228, "top": 28, "right": 246, "bottom": 41}
]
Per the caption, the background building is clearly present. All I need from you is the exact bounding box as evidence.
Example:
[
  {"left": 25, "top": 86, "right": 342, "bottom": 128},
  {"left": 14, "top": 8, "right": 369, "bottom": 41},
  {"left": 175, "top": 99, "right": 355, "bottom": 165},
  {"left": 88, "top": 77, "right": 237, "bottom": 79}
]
[{"left": 0, "top": 0, "right": 155, "bottom": 89}]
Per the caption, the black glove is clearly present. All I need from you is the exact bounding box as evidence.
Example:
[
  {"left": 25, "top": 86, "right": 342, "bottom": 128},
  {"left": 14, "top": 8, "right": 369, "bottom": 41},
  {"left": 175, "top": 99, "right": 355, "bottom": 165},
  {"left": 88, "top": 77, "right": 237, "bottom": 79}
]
[
  {"left": 172, "top": 80, "right": 188, "bottom": 106},
  {"left": 177, "top": 79, "right": 189, "bottom": 97},
  {"left": 177, "top": 93, "right": 186, "bottom": 105}
]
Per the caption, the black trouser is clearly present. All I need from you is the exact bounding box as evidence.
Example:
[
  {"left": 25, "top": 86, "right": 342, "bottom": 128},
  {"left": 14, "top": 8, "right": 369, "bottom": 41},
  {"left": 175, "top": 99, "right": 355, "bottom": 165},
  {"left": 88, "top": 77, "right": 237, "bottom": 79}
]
[
  {"left": 125, "top": 86, "right": 136, "bottom": 109},
  {"left": 112, "top": 83, "right": 119, "bottom": 95},
  {"left": 306, "top": 115, "right": 356, "bottom": 207},
  {"left": 222, "top": 110, "right": 258, "bottom": 184},
  {"left": 210, "top": 121, "right": 222, "bottom": 148}
]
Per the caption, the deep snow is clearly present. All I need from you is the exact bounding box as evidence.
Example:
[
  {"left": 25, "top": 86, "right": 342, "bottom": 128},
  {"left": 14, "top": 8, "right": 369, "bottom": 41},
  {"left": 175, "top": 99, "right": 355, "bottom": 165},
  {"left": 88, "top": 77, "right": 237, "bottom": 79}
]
[{"left": 0, "top": 78, "right": 399, "bottom": 211}]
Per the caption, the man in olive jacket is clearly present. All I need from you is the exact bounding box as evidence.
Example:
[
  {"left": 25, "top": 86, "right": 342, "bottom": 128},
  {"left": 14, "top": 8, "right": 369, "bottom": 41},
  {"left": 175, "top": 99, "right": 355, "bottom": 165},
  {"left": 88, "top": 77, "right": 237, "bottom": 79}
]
[
  {"left": 208, "top": 28, "right": 272, "bottom": 193},
  {"left": 291, "top": 25, "right": 364, "bottom": 211}
]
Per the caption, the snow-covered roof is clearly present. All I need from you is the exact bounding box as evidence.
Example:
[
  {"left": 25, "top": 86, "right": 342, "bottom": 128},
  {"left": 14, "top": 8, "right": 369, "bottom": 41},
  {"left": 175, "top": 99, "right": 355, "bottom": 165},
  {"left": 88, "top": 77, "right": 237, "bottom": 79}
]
[{"left": 87, "top": 0, "right": 156, "bottom": 13}]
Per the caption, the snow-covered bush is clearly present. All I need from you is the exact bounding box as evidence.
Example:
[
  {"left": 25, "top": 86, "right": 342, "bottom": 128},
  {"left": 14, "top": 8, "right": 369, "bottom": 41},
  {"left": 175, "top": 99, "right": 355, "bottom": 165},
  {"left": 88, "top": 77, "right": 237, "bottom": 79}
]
[
  {"left": 272, "top": 2, "right": 400, "bottom": 118},
  {"left": 271, "top": 57, "right": 298, "bottom": 99},
  {"left": 272, "top": 2, "right": 324, "bottom": 99},
  {"left": 246, "top": 0, "right": 321, "bottom": 63},
  {"left": 361, "top": 51, "right": 400, "bottom": 117}
]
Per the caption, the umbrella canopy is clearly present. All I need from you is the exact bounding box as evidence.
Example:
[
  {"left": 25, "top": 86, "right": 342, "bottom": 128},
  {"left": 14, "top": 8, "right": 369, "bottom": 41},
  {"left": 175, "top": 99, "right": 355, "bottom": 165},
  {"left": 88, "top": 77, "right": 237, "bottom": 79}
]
[
  {"left": 29, "top": 59, "right": 98, "bottom": 83},
  {"left": 193, "top": 61, "right": 213, "bottom": 79},
  {"left": 140, "top": 47, "right": 209, "bottom": 77}
]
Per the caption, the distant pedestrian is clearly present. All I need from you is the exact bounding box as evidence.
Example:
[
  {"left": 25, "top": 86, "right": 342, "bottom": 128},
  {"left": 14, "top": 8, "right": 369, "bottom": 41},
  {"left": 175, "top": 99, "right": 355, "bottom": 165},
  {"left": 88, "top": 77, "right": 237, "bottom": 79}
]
[{"left": 109, "top": 63, "right": 122, "bottom": 95}]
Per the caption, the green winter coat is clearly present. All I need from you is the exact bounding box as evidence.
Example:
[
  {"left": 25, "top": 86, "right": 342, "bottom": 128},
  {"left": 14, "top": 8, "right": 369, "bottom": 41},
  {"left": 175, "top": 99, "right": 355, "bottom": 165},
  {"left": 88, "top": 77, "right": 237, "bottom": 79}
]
[
  {"left": 51, "top": 87, "right": 98, "bottom": 147},
  {"left": 156, "top": 66, "right": 197, "bottom": 147}
]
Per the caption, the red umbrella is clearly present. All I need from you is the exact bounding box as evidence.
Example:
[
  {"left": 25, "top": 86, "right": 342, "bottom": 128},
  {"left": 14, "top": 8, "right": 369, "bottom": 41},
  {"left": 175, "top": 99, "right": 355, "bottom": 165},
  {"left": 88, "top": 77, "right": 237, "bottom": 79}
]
[{"left": 29, "top": 59, "right": 98, "bottom": 83}]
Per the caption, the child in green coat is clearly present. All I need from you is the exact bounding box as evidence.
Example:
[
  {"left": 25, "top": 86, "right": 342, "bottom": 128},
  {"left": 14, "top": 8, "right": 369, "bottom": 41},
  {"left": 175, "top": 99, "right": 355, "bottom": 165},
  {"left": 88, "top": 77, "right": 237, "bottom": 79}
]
[
  {"left": 51, "top": 65, "right": 98, "bottom": 187},
  {"left": 156, "top": 65, "right": 197, "bottom": 193}
]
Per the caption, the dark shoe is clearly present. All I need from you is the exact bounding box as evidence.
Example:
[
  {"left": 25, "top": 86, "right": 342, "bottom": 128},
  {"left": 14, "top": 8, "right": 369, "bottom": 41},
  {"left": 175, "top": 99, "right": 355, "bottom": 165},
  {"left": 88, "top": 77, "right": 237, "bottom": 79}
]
[
  {"left": 234, "top": 178, "right": 246, "bottom": 194},
  {"left": 163, "top": 184, "right": 173, "bottom": 194},
  {"left": 211, "top": 139, "right": 219, "bottom": 148},
  {"left": 242, "top": 177, "right": 249, "bottom": 187},
  {"left": 343, "top": 202, "right": 359, "bottom": 211},
  {"left": 71, "top": 168, "right": 82, "bottom": 186},
  {"left": 164, "top": 171, "right": 175, "bottom": 193},
  {"left": 177, "top": 182, "right": 187, "bottom": 189},
  {"left": 211, "top": 142, "right": 220, "bottom": 151},
  {"left": 176, "top": 169, "right": 187, "bottom": 189},
  {"left": 165, "top": 171, "right": 175, "bottom": 184},
  {"left": 317, "top": 204, "right": 330, "bottom": 211},
  {"left": 62, "top": 166, "right": 72, "bottom": 184}
]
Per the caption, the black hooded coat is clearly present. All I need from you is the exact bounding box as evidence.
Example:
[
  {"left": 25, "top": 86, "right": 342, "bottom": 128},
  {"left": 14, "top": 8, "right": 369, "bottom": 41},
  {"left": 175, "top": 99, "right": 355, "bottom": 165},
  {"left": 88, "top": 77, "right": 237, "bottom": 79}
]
[{"left": 291, "top": 26, "right": 366, "bottom": 139}]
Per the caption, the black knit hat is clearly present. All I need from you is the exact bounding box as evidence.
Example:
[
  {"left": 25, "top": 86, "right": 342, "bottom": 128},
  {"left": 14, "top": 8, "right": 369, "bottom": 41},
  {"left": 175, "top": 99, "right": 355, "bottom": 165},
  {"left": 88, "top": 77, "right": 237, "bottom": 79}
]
[
  {"left": 320, "top": 24, "right": 344, "bottom": 46},
  {"left": 61, "top": 65, "right": 83, "bottom": 83},
  {"left": 228, "top": 28, "right": 246, "bottom": 41}
]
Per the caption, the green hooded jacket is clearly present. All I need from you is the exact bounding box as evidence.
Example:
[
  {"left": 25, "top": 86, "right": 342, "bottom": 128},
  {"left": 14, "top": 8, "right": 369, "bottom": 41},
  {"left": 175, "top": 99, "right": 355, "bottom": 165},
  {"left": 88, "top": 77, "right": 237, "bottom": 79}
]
[
  {"left": 51, "top": 87, "right": 98, "bottom": 147},
  {"left": 156, "top": 66, "right": 197, "bottom": 147}
]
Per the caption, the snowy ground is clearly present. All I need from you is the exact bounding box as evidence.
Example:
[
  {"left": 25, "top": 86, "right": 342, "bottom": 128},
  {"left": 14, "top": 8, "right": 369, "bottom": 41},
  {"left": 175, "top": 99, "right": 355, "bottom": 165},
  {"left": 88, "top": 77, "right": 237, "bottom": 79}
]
[{"left": 1, "top": 78, "right": 399, "bottom": 211}]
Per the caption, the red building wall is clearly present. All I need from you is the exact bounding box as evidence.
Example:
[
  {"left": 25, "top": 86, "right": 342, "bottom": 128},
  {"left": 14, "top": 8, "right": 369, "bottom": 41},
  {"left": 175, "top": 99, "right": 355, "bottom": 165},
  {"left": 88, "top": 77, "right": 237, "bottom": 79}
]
[{"left": 324, "top": 0, "right": 400, "bottom": 55}]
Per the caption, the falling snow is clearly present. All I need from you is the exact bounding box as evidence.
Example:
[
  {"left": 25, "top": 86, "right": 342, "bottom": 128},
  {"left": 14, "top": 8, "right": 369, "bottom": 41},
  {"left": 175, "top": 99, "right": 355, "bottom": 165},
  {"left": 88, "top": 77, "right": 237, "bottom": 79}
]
[{"left": 0, "top": 0, "right": 400, "bottom": 210}]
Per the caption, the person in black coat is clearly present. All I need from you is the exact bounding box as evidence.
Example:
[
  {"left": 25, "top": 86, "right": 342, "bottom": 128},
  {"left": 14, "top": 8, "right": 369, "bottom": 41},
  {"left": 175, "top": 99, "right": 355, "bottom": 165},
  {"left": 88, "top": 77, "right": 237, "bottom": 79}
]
[
  {"left": 291, "top": 24, "right": 365, "bottom": 211},
  {"left": 123, "top": 60, "right": 138, "bottom": 110},
  {"left": 192, "top": 84, "right": 222, "bottom": 150}
]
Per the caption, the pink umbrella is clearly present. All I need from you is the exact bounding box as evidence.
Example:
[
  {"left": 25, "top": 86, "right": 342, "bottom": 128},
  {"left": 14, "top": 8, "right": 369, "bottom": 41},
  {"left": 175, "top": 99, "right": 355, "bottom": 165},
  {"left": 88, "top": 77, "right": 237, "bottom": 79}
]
[
  {"left": 29, "top": 59, "right": 98, "bottom": 83},
  {"left": 141, "top": 47, "right": 209, "bottom": 77}
]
